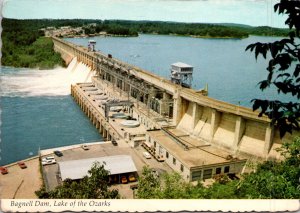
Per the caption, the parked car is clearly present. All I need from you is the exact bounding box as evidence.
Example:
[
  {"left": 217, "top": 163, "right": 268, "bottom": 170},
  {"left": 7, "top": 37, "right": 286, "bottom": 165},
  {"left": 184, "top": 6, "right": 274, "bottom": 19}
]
[
  {"left": 143, "top": 151, "right": 151, "bottom": 159},
  {"left": 41, "top": 158, "right": 56, "bottom": 165},
  {"left": 111, "top": 140, "right": 118, "bottom": 146},
  {"left": 81, "top": 144, "right": 89, "bottom": 150},
  {"left": 128, "top": 174, "right": 136, "bottom": 182},
  {"left": 0, "top": 167, "right": 8, "bottom": 175},
  {"left": 45, "top": 156, "right": 55, "bottom": 160},
  {"left": 18, "top": 161, "right": 27, "bottom": 169},
  {"left": 121, "top": 176, "right": 128, "bottom": 184},
  {"left": 53, "top": 150, "right": 63, "bottom": 157}
]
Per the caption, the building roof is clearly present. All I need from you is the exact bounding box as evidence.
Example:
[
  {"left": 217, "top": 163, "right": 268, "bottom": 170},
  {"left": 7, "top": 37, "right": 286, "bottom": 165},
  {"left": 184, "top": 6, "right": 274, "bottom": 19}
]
[
  {"left": 171, "top": 62, "right": 193, "bottom": 68},
  {"left": 58, "top": 155, "right": 137, "bottom": 181},
  {"left": 147, "top": 129, "right": 246, "bottom": 169}
]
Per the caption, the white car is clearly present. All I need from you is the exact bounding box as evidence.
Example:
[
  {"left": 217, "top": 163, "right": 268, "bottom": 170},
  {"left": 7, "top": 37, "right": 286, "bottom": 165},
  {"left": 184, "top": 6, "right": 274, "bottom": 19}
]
[
  {"left": 44, "top": 156, "right": 55, "bottom": 160},
  {"left": 42, "top": 157, "right": 56, "bottom": 165},
  {"left": 81, "top": 144, "right": 89, "bottom": 150},
  {"left": 143, "top": 151, "right": 151, "bottom": 159}
]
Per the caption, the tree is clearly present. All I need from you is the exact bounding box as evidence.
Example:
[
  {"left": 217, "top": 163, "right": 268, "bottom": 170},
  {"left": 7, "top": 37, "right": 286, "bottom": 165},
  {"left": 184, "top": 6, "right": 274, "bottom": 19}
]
[
  {"left": 136, "top": 166, "right": 161, "bottom": 198},
  {"left": 158, "top": 172, "right": 193, "bottom": 198},
  {"left": 246, "top": 0, "right": 300, "bottom": 137},
  {"left": 36, "top": 162, "right": 120, "bottom": 199},
  {"left": 236, "top": 137, "right": 300, "bottom": 198},
  {"left": 136, "top": 167, "right": 206, "bottom": 199}
]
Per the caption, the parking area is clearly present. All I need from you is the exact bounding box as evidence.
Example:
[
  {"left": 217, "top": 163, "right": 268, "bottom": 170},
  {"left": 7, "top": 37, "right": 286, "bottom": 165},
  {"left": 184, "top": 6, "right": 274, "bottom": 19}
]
[
  {"left": 0, "top": 157, "right": 42, "bottom": 199},
  {"left": 41, "top": 140, "right": 172, "bottom": 198}
]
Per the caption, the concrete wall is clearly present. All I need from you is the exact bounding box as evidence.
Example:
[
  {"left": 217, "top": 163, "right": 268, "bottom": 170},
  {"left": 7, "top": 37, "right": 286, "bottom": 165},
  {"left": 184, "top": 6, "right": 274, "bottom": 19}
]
[
  {"left": 71, "top": 85, "right": 120, "bottom": 142},
  {"left": 52, "top": 37, "right": 297, "bottom": 160},
  {"left": 190, "top": 161, "right": 245, "bottom": 181},
  {"left": 145, "top": 135, "right": 191, "bottom": 181}
]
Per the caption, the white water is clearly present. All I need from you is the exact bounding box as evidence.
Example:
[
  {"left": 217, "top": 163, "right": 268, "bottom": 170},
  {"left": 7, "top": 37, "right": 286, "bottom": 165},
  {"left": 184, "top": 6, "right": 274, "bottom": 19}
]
[{"left": 0, "top": 58, "right": 95, "bottom": 97}]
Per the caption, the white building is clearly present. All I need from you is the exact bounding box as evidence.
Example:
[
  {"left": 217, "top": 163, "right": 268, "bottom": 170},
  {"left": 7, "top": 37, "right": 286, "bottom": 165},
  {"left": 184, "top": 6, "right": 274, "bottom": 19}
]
[
  {"left": 170, "top": 62, "right": 193, "bottom": 88},
  {"left": 58, "top": 155, "right": 137, "bottom": 182},
  {"left": 144, "top": 128, "right": 246, "bottom": 182}
]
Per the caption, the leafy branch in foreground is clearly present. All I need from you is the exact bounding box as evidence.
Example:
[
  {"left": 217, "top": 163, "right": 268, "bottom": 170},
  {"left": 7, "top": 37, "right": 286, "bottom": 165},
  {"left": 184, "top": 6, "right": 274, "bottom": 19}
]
[{"left": 246, "top": 0, "right": 300, "bottom": 137}]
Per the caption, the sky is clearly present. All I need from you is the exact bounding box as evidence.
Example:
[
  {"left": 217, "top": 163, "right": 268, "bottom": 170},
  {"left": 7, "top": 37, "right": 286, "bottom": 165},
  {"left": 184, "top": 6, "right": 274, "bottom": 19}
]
[{"left": 2, "top": 0, "right": 287, "bottom": 28}]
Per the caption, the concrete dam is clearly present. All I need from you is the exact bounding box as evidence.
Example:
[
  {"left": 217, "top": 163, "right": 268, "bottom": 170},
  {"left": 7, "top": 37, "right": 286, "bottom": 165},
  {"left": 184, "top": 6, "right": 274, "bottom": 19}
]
[{"left": 52, "top": 36, "right": 295, "bottom": 180}]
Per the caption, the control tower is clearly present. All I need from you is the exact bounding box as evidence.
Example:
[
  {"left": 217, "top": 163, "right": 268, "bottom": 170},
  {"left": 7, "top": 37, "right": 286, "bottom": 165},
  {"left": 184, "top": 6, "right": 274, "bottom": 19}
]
[
  {"left": 170, "top": 62, "right": 193, "bottom": 88},
  {"left": 88, "top": 40, "right": 96, "bottom": 52}
]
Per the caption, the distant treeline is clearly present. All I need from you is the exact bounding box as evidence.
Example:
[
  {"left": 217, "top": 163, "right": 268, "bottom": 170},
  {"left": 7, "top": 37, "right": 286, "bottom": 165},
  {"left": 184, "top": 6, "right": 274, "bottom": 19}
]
[
  {"left": 3, "top": 18, "right": 290, "bottom": 38},
  {"left": 99, "top": 20, "right": 290, "bottom": 38},
  {"left": 1, "top": 18, "right": 290, "bottom": 69}
]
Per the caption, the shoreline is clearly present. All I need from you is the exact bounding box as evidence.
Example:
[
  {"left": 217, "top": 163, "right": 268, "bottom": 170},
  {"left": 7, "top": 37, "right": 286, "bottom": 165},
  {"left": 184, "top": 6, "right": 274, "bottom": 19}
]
[
  {"left": 1, "top": 141, "right": 106, "bottom": 167},
  {"left": 62, "top": 32, "right": 247, "bottom": 40}
]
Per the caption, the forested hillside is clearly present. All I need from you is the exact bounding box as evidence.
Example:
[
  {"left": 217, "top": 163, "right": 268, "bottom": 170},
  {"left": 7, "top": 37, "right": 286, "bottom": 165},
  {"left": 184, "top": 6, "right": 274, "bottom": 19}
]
[{"left": 2, "top": 19, "right": 65, "bottom": 69}]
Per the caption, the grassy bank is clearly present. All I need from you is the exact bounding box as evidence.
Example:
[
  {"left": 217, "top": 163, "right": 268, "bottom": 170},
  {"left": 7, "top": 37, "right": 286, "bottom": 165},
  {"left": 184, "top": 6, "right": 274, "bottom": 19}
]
[
  {"left": 2, "top": 36, "right": 65, "bottom": 69},
  {"left": 2, "top": 18, "right": 65, "bottom": 69}
]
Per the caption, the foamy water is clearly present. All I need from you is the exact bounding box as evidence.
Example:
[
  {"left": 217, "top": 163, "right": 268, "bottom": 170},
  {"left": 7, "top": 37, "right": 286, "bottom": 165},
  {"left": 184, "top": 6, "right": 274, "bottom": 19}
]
[
  {"left": 0, "top": 58, "right": 95, "bottom": 97},
  {"left": 0, "top": 59, "right": 103, "bottom": 166}
]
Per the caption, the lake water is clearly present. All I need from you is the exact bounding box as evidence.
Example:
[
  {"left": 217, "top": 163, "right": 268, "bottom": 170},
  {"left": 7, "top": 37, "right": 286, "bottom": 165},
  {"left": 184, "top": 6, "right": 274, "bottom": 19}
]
[
  {"left": 1, "top": 34, "right": 294, "bottom": 165},
  {"left": 66, "top": 34, "right": 293, "bottom": 107},
  {"left": 0, "top": 66, "right": 103, "bottom": 166}
]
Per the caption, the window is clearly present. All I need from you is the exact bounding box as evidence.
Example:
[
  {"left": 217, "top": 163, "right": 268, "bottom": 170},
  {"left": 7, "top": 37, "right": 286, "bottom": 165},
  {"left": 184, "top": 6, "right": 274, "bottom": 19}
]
[
  {"left": 203, "top": 169, "right": 213, "bottom": 180},
  {"left": 166, "top": 152, "right": 169, "bottom": 159},
  {"left": 180, "top": 164, "right": 184, "bottom": 172},
  {"left": 191, "top": 171, "right": 202, "bottom": 181},
  {"left": 224, "top": 166, "right": 230, "bottom": 173},
  {"left": 154, "top": 141, "right": 157, "bottom": 147},
  {"left": 216, "top": 167, "right": 221, "bottom": 174},
  {"left": 173, "top": 157, "right": 176, "bottom": 165}
]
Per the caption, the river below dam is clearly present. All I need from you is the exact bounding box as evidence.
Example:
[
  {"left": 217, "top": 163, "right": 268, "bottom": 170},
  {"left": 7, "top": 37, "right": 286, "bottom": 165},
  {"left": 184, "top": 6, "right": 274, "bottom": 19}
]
[
  {"left": 0, "top": 34, "right": 294, "bottom": 165},
  {"left": 0, "top": 64, "right": 103, "bottom": 166}
]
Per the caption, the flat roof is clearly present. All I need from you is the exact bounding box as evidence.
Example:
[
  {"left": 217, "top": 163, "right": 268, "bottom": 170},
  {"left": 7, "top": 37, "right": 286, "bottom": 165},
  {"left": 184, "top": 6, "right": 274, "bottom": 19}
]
[
  {"left": 58, "top": 155, "right": 137, "bottom": 181},
  {"left": 78, "top": 84, "right": 147, "bottom": 135},
  {"left": 147, "top": 129, "right": 246, "bottom": 169},
  {"left": 172, "top": 62, "right": 193, "bottom": 68}
]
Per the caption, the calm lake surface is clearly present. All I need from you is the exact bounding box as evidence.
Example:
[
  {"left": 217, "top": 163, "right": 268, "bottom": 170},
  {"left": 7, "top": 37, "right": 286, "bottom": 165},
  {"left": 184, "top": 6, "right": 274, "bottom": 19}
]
[
  {"left": 1, "top": 34, "right": 293, "bottom": 165},
  {"left": 66, "top": 34, "right": 292, "bottom": 107}
]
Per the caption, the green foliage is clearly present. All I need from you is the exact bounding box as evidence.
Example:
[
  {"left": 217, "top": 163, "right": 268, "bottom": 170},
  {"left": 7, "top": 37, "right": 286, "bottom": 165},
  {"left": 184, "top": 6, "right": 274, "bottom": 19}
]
[
  {"left": 237, "top": 138, "right": 300, "bottom": 198},
  {"left": 2, "top": 19, "right": 65, "bottom": 69},
  {"left": 216, "top": 137, "right": 300, "bottom": 199},
  {"left": 136, "top": 167, "right": 205, "bottom": 199},
  {"left": 2, "top": 36, "right": 65, "bottom": 69},
  {"left": 204, "top": 180, "right": 240, "bottom": 199},
  {"left": 36, "top": 162, "right": 120, "bottom": 199},
  {"left": 246, "top": 0, "right": 300, "bottom": 137},
  {"left": 158, "top": 172, "right": 192, "bottom": 198},
  {"left": 136, "top": 167, "right": 161, "bottom": 198}
]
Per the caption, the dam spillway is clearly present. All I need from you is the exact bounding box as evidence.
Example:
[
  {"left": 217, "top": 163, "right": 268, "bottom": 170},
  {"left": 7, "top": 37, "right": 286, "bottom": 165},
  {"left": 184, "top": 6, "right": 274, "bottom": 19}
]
[{"left": 53, "top": 36, "right": 294, "bottom": 161}]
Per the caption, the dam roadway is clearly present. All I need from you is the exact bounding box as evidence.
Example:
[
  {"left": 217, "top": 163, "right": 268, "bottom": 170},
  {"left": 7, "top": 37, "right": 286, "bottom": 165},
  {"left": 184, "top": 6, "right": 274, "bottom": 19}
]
[{"left": 52, "top": 36, "right": 295, "bottom": 160}]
